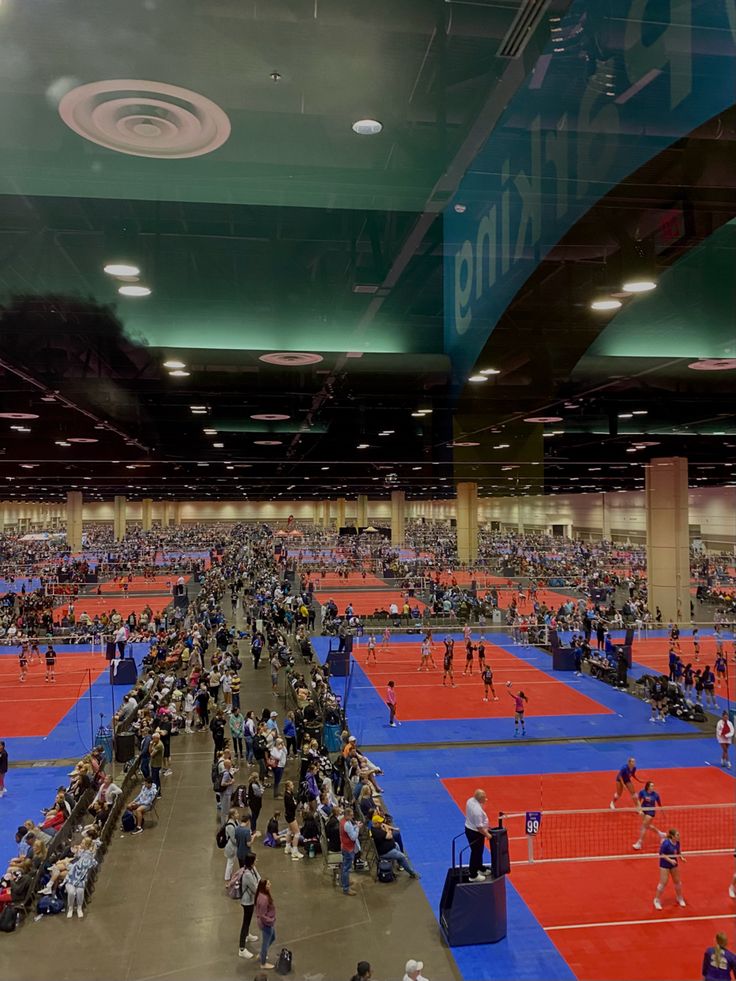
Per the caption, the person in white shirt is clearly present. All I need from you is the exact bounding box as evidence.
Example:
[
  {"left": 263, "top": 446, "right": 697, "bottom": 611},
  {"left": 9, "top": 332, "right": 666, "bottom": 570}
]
[
  {"left": 716, "top": 710, "right": 734, "bottom": 769},
  {"left": 464, "top": 789, "right": 493, "bottom": 882},
  {"left": 403, "top": 959, "right": 429, "bottom": 981}
]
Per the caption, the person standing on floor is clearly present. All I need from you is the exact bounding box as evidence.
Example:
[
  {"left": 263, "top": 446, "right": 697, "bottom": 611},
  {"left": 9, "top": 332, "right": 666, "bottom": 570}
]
[
  {"left": 716, "top": 711, "right": 734, "bottom": 769},
  {"left": 0, "top": 740, "right": 8, "bottom": 797},
  {"left": 247, "top": 774, "right": 264, "bottom": 833},
  {"left": 223, "top": 808, "right": 239, "bottom": 881},
  {"left": 219, "top": 759, "right": 235, "bottom": 818},
  {"left": 149, "top": 731, "right": 164, "bottom": 798},
  {"left": 464, "top": 789, "right": 493, "bottom": 882},
  {"left": 269, "top": 737, "right": 287, "bottom": 798},
  {"left": 386, "top": 680, "right": 399, "bottom": 727},
  {"left": 237, "top": 854, "right": 261, "bottom": 960},
  {"left": 230, "top": 707, "right": 245, "bottom": 761},
  {"left": 254, "top": 878, "right": 277, "bottom": 970},
  {"left": 210, "top": 709, "right": 227, "bottom": 762},
  {"left": 339, "top": 805, "right": 362, "bottom": 896}
]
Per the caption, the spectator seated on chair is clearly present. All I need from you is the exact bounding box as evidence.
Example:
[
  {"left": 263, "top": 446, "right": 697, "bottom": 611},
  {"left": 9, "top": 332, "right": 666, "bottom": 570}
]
[
  {"left": 88, "top": 775, "right": 123, "bottom": 823},
  {"left": 128, "top": 779, "right": 158, "bottom": 834}
]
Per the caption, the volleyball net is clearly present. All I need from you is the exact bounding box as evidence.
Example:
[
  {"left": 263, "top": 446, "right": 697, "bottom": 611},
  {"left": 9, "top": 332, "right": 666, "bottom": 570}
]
[{"left": 502, "top": 803, "right": 736, "bottom": 863}]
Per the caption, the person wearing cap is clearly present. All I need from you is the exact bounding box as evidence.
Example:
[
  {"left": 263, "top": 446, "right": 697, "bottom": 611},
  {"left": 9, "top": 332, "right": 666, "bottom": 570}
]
[
  {"left": 266, "top": 711, "right": 280, "bottom": 736},
  {"left": 403, "top": 958, "right": 429, "bottom": 981},
  {"left": 464, "top": 789, "right": 493, "bottom": 882}
]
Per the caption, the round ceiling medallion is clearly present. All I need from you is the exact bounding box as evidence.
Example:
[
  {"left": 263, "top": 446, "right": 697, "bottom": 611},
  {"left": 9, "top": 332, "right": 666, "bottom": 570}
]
[
  {"left": 524, "top": 416, "right": 563, "bottom": 423},
  {"left": 258, "top": 352, "right": 323, "bottom": 366},
  {"left": 250, "top": 413, "right": 290, "bottom": 421},
  {"left": 58, "top": 79, "right": 231, "bottom": 159},
  {"left": 67, "top": 437, "right": 99, "bottom": 443},
  {"left": 0, "top": 412, "right": 39, "bottom": 420},
  {"left": 688, "top": 359, "right": 736, "bottom": 371}
]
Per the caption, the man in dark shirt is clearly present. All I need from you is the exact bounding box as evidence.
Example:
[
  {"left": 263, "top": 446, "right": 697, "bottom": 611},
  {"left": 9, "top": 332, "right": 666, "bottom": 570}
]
[{"left": 370, "top": 823, "right": 421, "bottom": 878}]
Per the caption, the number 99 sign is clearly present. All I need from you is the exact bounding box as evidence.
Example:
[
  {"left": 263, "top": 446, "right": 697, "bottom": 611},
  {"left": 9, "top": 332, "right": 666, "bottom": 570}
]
[{"left": 525, "top": 811, "right": 542, "bottom": 836}]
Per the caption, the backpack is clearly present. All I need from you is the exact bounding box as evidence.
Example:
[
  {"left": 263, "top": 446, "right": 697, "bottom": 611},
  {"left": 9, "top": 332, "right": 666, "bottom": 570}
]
[
  {"left": 215, "top": 824, "right": 228, "bottom": 849},
  {"left": 276, "top": 947, "right": 293, "bottom": 975},
  {"left": 0, "top": 906, "right": 16, "bottom": 932},
  {"left": 121, "top": 809, "right": 136, "bottom": 833},
  {"left": 226, "top": 867, "right": 245, "bottom": 900},
  {"left": 37, "top": 895, "right": 65, "bottom": 915},
  {"left": 377, "top": 858, "right": 395, "bottom": 883}
]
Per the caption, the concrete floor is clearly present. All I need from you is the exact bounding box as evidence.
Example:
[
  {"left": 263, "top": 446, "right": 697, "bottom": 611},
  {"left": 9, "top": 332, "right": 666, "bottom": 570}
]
[{"left": 1, "top": 604, "right": 461, "bottom": 981}]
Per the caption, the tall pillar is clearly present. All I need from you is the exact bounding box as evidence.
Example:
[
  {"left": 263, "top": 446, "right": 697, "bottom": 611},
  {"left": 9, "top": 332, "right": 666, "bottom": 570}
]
[
  {"left": 173, "top": 502, "right": 182, "bottom": 526},
  {"left": 456, "top": 482, "right": 478, "bottom": 564},
  {"left": 162, "top": 501, "right": 173, "bottom": 527},
  {"left": 66, "top": 491, "right": 83, "bottom": 552},
  {"left": 601, "top": 492, "right": 611, "bottom": 541},
  {"left": 113, "top": 495, "right": 127, "bottom": 541},
  {"left": 356, "top": 495, "right": 368, "bottom": 528},
  {"left": 312, "top": 501, "right": 321, "bottom": 526},
  {"left": 646, "top": 457, "right": 690, "bottom": 623},
  {"left": 141, "top": 498, "right": 153, "bottom": 532},
  {"left": 516, "top": 500, "right": 524, "bottom": 535},
  {"left": 321, "top": 500, "right": 331, "bottom": 529},
  {"left": 390, "top": 490, "right": 405, "bottom": 546},
  {"left": 336, "top": 497, "right": 346, "bottom": 530}
]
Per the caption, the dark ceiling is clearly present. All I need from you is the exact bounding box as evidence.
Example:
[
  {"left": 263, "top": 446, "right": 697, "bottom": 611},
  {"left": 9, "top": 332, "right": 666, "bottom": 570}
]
[{"left": 0, "top": 0, "right": 735, "bottom": 504}]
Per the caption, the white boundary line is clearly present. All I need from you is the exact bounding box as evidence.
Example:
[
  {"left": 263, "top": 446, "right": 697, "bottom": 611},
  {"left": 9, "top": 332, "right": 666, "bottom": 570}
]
[{"left": 546, "top": 912, "right": 736, "bottom": 931}]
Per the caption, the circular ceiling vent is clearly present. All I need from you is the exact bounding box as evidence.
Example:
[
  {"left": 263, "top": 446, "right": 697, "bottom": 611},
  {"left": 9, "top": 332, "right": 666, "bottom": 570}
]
[
  {"left": 524, "top": 415, "right": 563, "bottom": 423},
  {"left": 687, "top": 359, "right": 736, "bottom": 371},
  {"left": 58, "top": 79, "right": 231, "bottom": 159},
  {"left": 258, "top": 353, "right": 323, "bottom": 366},
  {"left": 250, "top": 413, "right": 290, "bottom": 421},
  {"left": 0, "top": 412, "right": 39, "bottom": 420}
]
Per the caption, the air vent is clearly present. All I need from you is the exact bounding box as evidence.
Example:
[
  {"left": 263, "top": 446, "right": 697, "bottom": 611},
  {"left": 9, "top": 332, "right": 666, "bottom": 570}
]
[{"left": 497, "top": 0, "right": 551, "bottom": 59}]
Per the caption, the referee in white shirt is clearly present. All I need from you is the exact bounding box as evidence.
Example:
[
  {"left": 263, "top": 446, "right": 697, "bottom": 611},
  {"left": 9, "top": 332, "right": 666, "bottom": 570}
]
[{"left": 464, "top": 789, "right": 492, "bottom": 882}]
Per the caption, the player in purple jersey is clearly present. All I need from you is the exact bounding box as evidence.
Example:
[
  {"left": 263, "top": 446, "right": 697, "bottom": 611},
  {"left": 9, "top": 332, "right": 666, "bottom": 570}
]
[
  {"left": 632, "top": 781, "right": 665, "bottom": 850},
  {"left": 654, "top": 828, "right": 686, "bottom": 909},
  {"left": 610, "top": 757, "right": 643, "bottom": 810}
]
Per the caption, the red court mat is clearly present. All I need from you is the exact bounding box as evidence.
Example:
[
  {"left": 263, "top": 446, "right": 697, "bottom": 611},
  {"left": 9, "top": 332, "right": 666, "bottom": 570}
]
[
  {"left": 99, "top": 574, "right": 186, "bottom": 594},
  {"left": 443, "top": 768, "right": 735, "bottom": 981},
  {"left": 0, "top": 652, "right": 107, "bottom": 737},
  {"left": 355, "top": 641, "right": 611, "bottom": 721},
  {"left": 53, "top": 595, "right": 171, "bottom": 622},
  {"left": 309, "top": 572, "right": 387, "bottom": 589},
  {"left": 315, "top": 590, "right": 426, "bottom": 616},
  {"left": 631, "top": 636, "right": 730, "bottom": 677}
]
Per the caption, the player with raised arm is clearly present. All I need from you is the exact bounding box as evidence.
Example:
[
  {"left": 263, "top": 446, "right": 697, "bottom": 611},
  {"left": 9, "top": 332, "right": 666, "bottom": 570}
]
[
  {"left": 442, "top": 637, "right": 455, "bottom": 687},
  {"left": 506, "top": 682, "right": 527, "bottom": 736}
]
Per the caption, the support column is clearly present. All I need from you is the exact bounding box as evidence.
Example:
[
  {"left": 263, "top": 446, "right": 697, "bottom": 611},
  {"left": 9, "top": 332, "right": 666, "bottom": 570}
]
[
  {"left": 162, "top": 501, "right": 173, "bottom": 527},
  {"left": 390, "top": 490, "right": 405, "bottom": 546},
  {"left": 113, "top": 495, "right": 127, "bottom": 541},
  {"left": 516, "top": 500, "right": 524, "bottom": 535},
  {"left": 66, "top": 491, "right": 83, "bottom": 552},
  {"left": 601, "top": 492, "right": 611, "bottom": 541},
  {"left": 356, "top": 495, "right": 368, "bottom": 528},
  {"left": 141, "top": 498, "right": 153, "bottom": 533},
  {"left": 173, "top": 502, "right": 182, "bottom": 526},
  {"left": 456, "top": 482, "right": 478, "bottom": 564},
  {"left": 312, "top": 501, "right": 321, "bottom": 527},
  {"left": 321, "top": 499, "right": 331, "bottom": 529},
  {"left": 336, "top": 497, "right": 346, "bottom": 530},
  {"left": 646, "top": 457, "right": 690, "bottom": 623}
]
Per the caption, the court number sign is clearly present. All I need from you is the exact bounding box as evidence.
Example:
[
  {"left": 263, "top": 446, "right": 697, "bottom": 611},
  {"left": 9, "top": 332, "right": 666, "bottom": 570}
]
[{"left": 525, "top": 811, "right": 542, "bottom": 836}]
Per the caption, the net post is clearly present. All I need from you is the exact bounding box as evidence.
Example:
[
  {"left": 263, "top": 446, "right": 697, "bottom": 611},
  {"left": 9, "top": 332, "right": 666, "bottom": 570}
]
[{"left": 527, "top": 835, "right": 535, "bottom": 863}]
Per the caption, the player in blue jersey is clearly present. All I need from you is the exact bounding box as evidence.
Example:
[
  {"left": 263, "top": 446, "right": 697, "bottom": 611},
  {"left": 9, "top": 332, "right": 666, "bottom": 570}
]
[
  {"left": 654, "top": 828, "right": 686, "bottom": 909},
  {"left": 632, "top": 781, "right": 665, "bottom": 850},
  {"left": 610, "top": 757, "right": 643, "bottom": 810}
]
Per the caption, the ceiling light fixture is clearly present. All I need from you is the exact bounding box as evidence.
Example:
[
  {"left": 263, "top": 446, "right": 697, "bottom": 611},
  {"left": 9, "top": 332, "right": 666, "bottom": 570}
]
[
  {"left": 212, "top": 442, "right": 224, "bottom": 448},
  {"left": 253, "top": 440, "right": 282, "bottom": 446},
  {"left": 622, "top": 279, "right": 657, "bottom": 293},
  {"left": 468, "top": 374, "right": 488, "bottom": 383},
  {"left": 203, "top": 429, "right": 217, "bottom": 435},
  {"left": 250, "top": 413, "right": 290, "bottom": 421},
  {"left": 480, "top": 368, "right": 501, "bottom": 375},
  {"left": 0, "top": 412, "right": 38, "bottom": 420},
  {"left": 525, "top": 415, "right": 562, "bottom": 423},
  {"left": 104, "top": 262, "right": 140, "bottom": 277},
  {"left": 411, "top": 412, "right": 424, "bottom": 418},
  {"left": 259, "top": 352, "right": 323, "bottom": 366},
  {"left": 67, "top": 437, "right": 98, "bottom": 443},
  {"left": 55, "top": 441, "right": 71, "bottom": 447},
  {"left": 118, "top": 284, "right": 151, "bottom": 297},
  {"left": 618, "top": 413, "right": 633, "bottom": 419},
  {"left": 687, "top": 359, "right": 736, "bottom": 371},
  {"left": 356, "top": 444, "right": 369, "bottom": 450},
  {"left": 352, "top": 118, "right": 382, "bottom": 136},
  {"left": 590, "top": 297, "right": 622, "bottom": 311},
  {"left": 168, "top": 369, "right": 190, "bottom": 377},
  {"left": 163, "top": 360, "right": 186, "bottom": 369}
]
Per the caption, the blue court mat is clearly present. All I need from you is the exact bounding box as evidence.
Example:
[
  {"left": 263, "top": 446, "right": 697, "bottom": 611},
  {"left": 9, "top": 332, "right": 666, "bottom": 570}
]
[{"left": 0, "top": 765, "right": 72, "bottom": 873}]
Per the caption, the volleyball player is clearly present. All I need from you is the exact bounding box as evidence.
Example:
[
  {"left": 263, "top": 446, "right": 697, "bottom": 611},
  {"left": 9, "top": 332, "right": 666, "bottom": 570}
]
[
  {"left": 632, "top": 781, "right": 665, "bottom": 850},
  {"left": 29, "top": 639, "right": 41, "bottom": 665},
  {"left": 693, "top": 627, "right": 700, "bottom": 663},
  {"left": 477, "top": 638, "right": 486, "bottom": 672},
  {"left": 418, "top": 639, "right": 433, "bottom": 672},
  {"left": 463, "top": 641, "right": 475, "bottom": 676},
  {"left": 463, "top": 624, "right": 471, "bottom": 644},
  {"left": 702, "top": 664, "right": 717, "bottom": 708},
  {"left": 654, "top": 829, "right": 686, "bottom": 909},
  {"left": 715, "top": 651, "right": 727, "bottom": 687},
  {"left": 649, "top": 676, "right": 667, "bottom": 723},
  {"left": 381, "top": 626, "right": 391, "bottom": 654},
  {"left": 366, "top": 633, "right": 377, "bottom": 664},
  {"left": 506, "top": 683, "right": 527, "bottom": 736},
  {"left": 610, "top": 757, "right": 643, "bottom": 810},
  {"left": 482, "top": 664, "right": 498, "bottom": 702},
  {"left": 442, "top": 644, "right": 455, "bottom": 687},
  {"left": 18, "top": 647, "right": 28, "bottom": 683},
  {"left": 44, "top": 644, "right": 56, "bottom": 683}
]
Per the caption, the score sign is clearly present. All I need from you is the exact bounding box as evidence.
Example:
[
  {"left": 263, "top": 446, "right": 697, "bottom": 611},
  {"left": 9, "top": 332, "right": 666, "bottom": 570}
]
[{"left": 525, "top": 811, "right": 542, "bottom": 836}]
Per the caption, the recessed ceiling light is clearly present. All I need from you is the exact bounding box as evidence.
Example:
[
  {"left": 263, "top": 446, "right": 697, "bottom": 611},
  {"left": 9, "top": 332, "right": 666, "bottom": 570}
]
[
  {"left": 688, "top": 359, "right": 736, "bottom": 371},
  {"left": 197, "top": 462, "right": 209, "bottom": 467},
  {"left": 19, "top": 464, "right": 37, "bottom": 469},
  {"left": 480, "top": 368, "right": 501, "bottom": 375},
  {"left": 356, "top": 444, "right": 369, "bottom": 449},
  {"left": 525, "top": 416, "right": 563, "bottom": 423},
  {"left": 212, "top": 442, "right": 224, "bottom": 448},
  {"left": 190, "top": 405, "right": 207, "bottom": 411},
  {"left": 55, "top": 440, "right": 71, "bottom": 447},
  {"left": 163, "top": 360, "right": 186, "bottom": 369},
  {"left": 203, "top": 429, "right": 217, "bottom": 435},
  {"left": 352, "top": 118, "right": 382, "bottom": 136},
  {"left": 379, "top": 430, "right": 395, "bottom": 436},
  {"left": 411, "top": 412, "right": 424, "bottom": 418},
  {"left": 622, "top": 279, "right": 657, "bottom": 293},
  {"left": 259, "top": 352, "right": 323, "bottom": 366},
  {"left": 250, "top": 413, "right": 290, "bottom": 421},
  {"left": 253, "top": 440, "right": 282, "bottom": 446},
  {"left": 590, "top": 298, "right": 622, "bottom": 311},
  {"left": 618, "top": 413, "right": 633, "bottom": 419},
  {"left": 451, "top": 441, "right": 480, "bottom": 447},
  {"left": 321, "top": 466, "right": 329, "bottom": 471},
  {"left": 412, "top": 466, "right": 421, "bottom": 471},
  {"left": 632, "top": 410, "right": 648, "bottom": 416},
  {"left": 40, "top": 395, "right": 57, "bottom": 403},
  {"left": 118, "top": 284, "right": 151, "bottom": 297},
  {"left": 0, "top": 412, "right": 38, "bottom": 420},
  {"left": 104, "top": 262, "right": 140, "bottom": 277},
  {"left": 168, "top": 369, "right": 190, "bottom": 377},
  {"left": 191, "top": 409, "right": 207, "bottom": 414},
  {"left": 493, "top": 444, "right": 510, "bottom": 449},
  {"left": 468, "top": 374, "right": 488, "bottom": 383}
]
